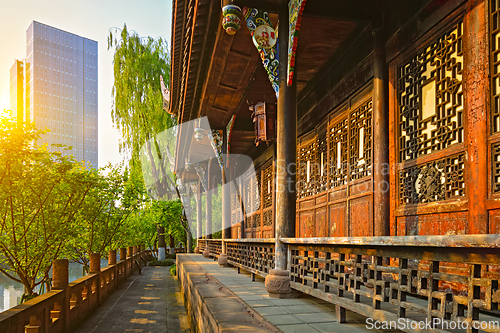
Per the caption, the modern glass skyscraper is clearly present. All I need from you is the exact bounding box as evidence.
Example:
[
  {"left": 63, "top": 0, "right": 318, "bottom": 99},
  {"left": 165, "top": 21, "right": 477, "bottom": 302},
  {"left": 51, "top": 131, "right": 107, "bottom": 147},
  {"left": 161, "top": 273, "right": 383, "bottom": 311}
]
[{"left": 11, "top": 21, "right": 98, "bottom": 168}]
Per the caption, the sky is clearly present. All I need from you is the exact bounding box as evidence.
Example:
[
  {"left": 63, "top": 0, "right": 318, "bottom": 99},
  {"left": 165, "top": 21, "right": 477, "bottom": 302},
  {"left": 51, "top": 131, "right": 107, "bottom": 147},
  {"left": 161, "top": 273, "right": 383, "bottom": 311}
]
[{"left": 0, "top": 0, "right": 172, "bottom": 168}]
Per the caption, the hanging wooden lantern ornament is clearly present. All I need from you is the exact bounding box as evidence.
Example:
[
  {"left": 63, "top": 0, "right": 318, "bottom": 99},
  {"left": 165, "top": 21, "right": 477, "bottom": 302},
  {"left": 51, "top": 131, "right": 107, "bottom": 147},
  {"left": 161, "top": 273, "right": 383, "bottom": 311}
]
[
  {"left": 249, "top": 101, "right": 276, "bottom": 146},
  {"left": 222, "top": 1, "right": 241, "bottom": 35}
]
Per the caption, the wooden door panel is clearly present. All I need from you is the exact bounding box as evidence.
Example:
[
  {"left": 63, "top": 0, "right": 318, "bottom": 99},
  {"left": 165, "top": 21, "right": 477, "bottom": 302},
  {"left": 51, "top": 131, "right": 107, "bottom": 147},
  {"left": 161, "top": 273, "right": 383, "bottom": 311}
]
[
  {"left": 329, "top": 203, "right": 346, "bottom": 237},
  {"left": 315, "top": 207, "right": 328, "bottom": 237},
  {"left": 350, "top": 196, "right": 373, "bottom": 236}
]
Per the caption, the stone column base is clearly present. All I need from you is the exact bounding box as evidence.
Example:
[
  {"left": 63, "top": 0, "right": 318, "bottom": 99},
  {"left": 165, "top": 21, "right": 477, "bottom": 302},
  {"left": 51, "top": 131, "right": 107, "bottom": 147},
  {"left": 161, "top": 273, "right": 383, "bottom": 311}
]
[
  {"left": 202, "top": 249, "right": 210, "bottom": 258},
  {"left": 218, "top": 253, "right": 228, "bottom": 267},
  {"left": 265, "top": 269, "right": 291, "bottom": 298},
  {"left": 194, "top": 246, "right": 200, "bottom": 254}
]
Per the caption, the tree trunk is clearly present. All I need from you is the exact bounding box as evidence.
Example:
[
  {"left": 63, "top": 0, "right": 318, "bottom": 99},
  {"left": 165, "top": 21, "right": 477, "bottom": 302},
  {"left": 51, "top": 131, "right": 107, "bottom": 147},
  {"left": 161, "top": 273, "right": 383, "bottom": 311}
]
[{"left": 158, "top": 225, "right": 166, "bottom": 260}]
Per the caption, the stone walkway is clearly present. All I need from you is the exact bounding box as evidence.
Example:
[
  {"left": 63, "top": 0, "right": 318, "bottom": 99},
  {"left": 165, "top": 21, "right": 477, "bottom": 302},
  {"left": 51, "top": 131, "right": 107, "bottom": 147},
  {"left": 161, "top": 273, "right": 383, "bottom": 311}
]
[
  {"left": 189, "top": 254, "right": 399, "bottom": 333},
  {"left": 73, "top": 265, "right": 190, "bottom": 333}
]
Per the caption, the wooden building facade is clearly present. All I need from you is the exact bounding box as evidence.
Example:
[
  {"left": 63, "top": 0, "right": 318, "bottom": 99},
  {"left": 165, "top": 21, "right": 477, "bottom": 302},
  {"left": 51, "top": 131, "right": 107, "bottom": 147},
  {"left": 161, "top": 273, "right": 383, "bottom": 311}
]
[
  {"left": 171, "top": 0, "right": 498, "bottom": 240},
  {"left": 171, "top": 0, "right": 500, "bottom": 328}
]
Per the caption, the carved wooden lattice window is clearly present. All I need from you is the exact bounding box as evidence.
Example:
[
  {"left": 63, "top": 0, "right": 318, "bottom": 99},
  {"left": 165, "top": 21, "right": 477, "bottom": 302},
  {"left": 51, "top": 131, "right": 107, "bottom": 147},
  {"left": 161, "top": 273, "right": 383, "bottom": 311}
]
[
  {"left": 492, "top": 143, "right": 500, "bottom": 192},
  {"left": 317, "top": 133, "right": 328, "bottom": 192},
  {"left": 398, "top": 22, "right": 464, "bottom": 161},
  {"left": 491, "top": 0, "right": 500, "bottom": 132},
  {"left": 349, "top": 100, "right": 372, "bottom": 180},
  {"left": 263, "top": 164, "right": 273, "bottom": 209},
  {"left": 399, "top": 153, "right": 465, "bottom": 205},
  {"left": 263, "top": 210, "right": 273, "bottom": 227},
  {"left": 329, "top": 118, "right": 348, "bottom": 188},
  {"left": 298, "top": 140, "right": 318, "bottom": 198},
  {"left": 244, "top": 171, "right": 261, "bottom": 228}
]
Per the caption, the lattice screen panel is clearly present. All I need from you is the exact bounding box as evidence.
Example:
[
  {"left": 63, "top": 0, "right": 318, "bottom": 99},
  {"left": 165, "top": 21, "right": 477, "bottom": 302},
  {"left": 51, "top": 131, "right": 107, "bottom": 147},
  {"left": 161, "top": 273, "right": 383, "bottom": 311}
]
[
  {"left": 492, "top": 142, "right": 500, "bottom": 192},
  {"left": 298, "top": 140, "right": 318, "bottom": 198},
  {"left": 349, "top": 100, "right": 372, "bottom": 180},
  {"left": 263, "top": 164, "right": 273, "bottom": 209},
  {"left": 329, "top": 118, "right": 348, "bottom": 188},
  {"left": 317, "top": 132, "right": 328, "bottom": 192},
  {"left": 398, "top": 22, "right": 464, "bottom": 162},
  {"left": 399, "top": 153, "right": 465, "bottom": 205},
  {"left": 491, "top": 0, "right": 500, "bottom": 133}
]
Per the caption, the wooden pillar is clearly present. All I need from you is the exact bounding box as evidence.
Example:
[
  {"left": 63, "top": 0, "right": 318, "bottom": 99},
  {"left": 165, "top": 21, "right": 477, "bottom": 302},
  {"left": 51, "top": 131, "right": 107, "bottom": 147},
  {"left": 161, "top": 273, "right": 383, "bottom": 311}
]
[
  {"left": 222, "top": 130, "right": 231, "bottom": 240},
  {"left": 265, "top": 2, "right": 296, "bottom": 298},
  {"left": 465, "top": 0, "right": 488, "bottom": 234},
  {"left": 197, "top": 180, "right": 203, "bottom": 240},
  {"left": 275, "top": 2, "right": 296, "bottom": 270},
  {"left": 195, "top": 181, "right": 203, "bottom": 253},
  {"left": 372, "top": 27, "right": 390, "bottom": 236},
  {"left": 206, "top": 164, "right": 213, "bottom": 239}
]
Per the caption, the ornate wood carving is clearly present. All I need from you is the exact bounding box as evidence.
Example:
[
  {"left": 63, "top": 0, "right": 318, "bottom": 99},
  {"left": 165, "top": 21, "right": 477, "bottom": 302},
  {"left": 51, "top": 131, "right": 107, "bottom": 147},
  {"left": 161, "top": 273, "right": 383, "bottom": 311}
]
[
  {"left": 397, "top": 22, "right": 464, "bottom": 162},
  {"left": 491, "top": 0, "right": 500, "bottom": 133},
  {"left": 399, "top": 154, "right": 465, "bottom": 205},
  {"left": 329, "top": 117, "right": 348, "bottom": 188}
]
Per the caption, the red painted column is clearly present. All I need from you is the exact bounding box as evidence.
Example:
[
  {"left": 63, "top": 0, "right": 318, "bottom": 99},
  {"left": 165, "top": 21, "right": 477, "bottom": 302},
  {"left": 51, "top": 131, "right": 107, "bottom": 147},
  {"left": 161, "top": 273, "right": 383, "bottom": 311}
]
[
  {"left": 465, "top": 0, "right": 489, "bottom": 234},
  {"left": 373, "top": 27, "right": 390, "bottom": 236}
]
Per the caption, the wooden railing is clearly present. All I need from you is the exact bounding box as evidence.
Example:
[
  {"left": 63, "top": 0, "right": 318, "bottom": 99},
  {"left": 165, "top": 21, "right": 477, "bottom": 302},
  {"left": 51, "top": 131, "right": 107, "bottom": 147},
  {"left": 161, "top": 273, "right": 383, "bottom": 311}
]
[
  {"left": 201, "top": 235, "right": 500, "bottom": 333},
  {"left": 0, "top": 248, "right": 151, "bottom": 333}
]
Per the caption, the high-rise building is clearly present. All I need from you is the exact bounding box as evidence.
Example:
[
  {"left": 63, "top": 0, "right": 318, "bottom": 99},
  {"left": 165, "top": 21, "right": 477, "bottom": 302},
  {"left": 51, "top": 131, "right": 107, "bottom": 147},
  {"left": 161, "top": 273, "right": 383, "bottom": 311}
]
[
  {"left": 11, "top": 21, "right": 98, "bottom": 169},
  {"left": 9, "top": 60, "right": 24, "bottom": 125}
]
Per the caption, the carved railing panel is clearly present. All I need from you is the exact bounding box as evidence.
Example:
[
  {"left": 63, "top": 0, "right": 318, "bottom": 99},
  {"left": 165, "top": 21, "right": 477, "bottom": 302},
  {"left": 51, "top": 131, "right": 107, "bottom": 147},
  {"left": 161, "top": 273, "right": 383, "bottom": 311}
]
[
  {"left": 398, "top": 21, "right": 464, "bottom": 162},
  {"left": 226, "top": 241, "right": 275, "bottom": 276},
  {"left": 285, "top": 237, "right": 500, "bottom": 333}
]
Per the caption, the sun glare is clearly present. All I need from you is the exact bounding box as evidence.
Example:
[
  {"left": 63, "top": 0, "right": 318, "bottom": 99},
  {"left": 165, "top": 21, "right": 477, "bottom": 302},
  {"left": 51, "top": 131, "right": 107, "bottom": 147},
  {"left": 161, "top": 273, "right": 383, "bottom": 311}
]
[{"left": 0, "top": 97, "right": 12, "bottom": 119}]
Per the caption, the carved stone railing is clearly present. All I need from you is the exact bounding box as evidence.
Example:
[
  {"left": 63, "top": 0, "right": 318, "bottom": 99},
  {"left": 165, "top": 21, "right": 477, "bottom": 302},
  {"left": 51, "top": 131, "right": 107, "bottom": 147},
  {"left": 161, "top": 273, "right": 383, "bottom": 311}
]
[
  {"left": 202, "top": 235, "right": 500, "bottom": 333},
  {"left": 0, "top": 247, "right": 151, "bottom": 333}
]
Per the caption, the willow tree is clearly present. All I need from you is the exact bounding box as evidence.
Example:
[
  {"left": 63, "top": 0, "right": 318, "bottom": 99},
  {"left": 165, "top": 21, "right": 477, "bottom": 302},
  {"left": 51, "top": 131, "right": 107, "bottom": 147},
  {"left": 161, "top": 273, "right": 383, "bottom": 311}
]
[
  {"left": 107, "top": 24, "right": 173, "bottom": 157},
  {"left": 108, "top": 25, "right": 193, "bottom": 253}
]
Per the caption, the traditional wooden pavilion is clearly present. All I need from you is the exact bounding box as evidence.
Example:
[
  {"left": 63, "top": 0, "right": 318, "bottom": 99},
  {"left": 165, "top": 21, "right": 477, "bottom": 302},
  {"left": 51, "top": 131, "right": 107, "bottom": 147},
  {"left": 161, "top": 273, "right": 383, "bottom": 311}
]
[{"left": 169, "top": 0, "right": 500, "bottom": 329}]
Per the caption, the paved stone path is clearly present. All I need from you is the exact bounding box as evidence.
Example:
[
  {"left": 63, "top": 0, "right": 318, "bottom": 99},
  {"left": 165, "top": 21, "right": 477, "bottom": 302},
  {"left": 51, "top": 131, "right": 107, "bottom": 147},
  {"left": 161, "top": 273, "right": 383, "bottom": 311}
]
[
  {"left": 73, "top": 266, "right": 190, "bottom": 333},
  {"left": 189, "top": 254, "right": 400, "bottom": 333}
]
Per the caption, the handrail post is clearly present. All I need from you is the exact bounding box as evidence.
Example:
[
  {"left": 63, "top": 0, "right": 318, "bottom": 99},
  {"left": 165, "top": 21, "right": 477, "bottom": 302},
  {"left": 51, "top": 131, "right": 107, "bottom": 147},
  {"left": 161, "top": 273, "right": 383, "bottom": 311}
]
[
  {"left": 89, "top": 253, "right": 101, "bottom": 305},
  {"left": 109, "top": 249, "right": 117, "bottom": 291},
  {"left": 52, "top": 258, "right": 70, "bottom": 331}
]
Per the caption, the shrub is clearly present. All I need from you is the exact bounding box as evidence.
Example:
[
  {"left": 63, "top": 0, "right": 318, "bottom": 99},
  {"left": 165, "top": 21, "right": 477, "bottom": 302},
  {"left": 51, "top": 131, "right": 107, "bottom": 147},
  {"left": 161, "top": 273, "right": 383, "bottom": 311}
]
[
  {"left": 148, "top": 259, "right": 175, "bottom": 266},
  {"left": 170, "top": 264, "right": 176, "bottom": 276}
]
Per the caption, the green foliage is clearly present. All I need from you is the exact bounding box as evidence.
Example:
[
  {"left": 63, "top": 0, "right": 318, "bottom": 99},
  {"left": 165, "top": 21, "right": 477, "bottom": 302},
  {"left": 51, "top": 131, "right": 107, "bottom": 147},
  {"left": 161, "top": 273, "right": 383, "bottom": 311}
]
[
  {"left": 148, "top": 259, "right": 174, "bottom": 266},
  {"left": 65, "top": 163, "right": 142, "bottom": 270},
  {"left": 108, "top": 25, "right": 193, "bottom": 252},
  {"left": 107, "top": 24, "right": 173, "bottom": 157},
  {"left": 0, "top": 118, "right": 95, "bottom": 295},
  {"left": 170, "top": 264, "right": 176, "bottom": 276}
]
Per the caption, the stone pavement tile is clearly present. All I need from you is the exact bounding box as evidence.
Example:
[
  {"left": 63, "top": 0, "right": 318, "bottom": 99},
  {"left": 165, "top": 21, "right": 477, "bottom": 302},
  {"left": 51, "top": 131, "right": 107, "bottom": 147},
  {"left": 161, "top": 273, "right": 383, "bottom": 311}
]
[
  {"left": 269, "top": 298, "right": 317, "bottom": 306},
  {"left": 263, "top": 314, "right": 305, "bottom": 325},
  {"left": 239, "top": 295, "right": 268, "bottom": 301},
  {"left": 293, "top": 312, "right": 337, "bottom": 324},
  {"left": 255, "top": 306, "right": 288, "bottom": 316},
  {"left": 278, "top": 323, "right": 321, "bottom": 333},
  {"left": 282, "top": 304, "right": 331, "bottom": 314},
  {"left": 311, "top": 322, "right": 371, "bottom": 333},
  {"left": 245, "top": 299, "right": 277, "bottom": 307}
]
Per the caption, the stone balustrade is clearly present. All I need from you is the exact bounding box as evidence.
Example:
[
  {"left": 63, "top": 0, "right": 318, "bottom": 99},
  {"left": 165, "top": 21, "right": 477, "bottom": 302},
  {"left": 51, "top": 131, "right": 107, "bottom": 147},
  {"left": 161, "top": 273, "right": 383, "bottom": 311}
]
[{"left": 0, "top": 246, "right": 151, "bottom": 333}]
